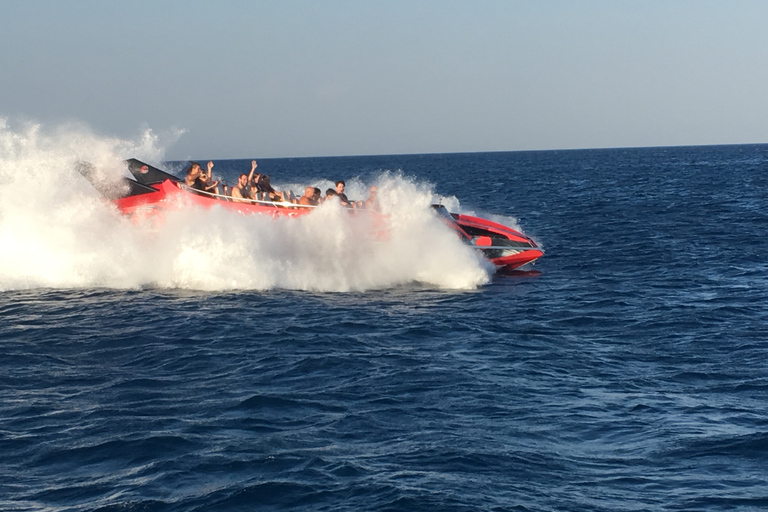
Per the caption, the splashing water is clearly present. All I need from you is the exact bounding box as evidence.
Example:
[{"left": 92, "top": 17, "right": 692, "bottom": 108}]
[{"left": 0, "top": 119, "right": 492, "bottom": 292}]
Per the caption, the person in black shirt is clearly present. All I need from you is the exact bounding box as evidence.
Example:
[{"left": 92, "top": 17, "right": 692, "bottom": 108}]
[
  {"left": 185, "top": 161, "right": 219, "bottom": 196},
  {"left": 335, "top": 180, "right": 358, "bottom": 208}
]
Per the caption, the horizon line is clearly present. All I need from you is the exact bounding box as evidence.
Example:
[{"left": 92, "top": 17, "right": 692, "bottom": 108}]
[{"left": 171, "top": 141, "right": 768, "bottom": 162}]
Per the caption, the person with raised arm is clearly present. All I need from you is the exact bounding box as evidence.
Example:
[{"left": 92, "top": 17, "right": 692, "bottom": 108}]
[
  {"left": 185, "top": 161, "right": 219, "bottom": 196},
  {"left": 247, "top": 160, "right": 260, "bottom": 193},
  {"left": 185, "top": 162, "right": 203, "bottom": 189},
  {"left": 200, "top": 160, "right": 220, "bottom": 195},
  {"left": 243, "top": 160, "right": 266, "bottom": 201}
]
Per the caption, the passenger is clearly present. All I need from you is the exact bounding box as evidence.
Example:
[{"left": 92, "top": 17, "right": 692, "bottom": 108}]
[
  {"left": 324, "top": 188, "right": 338, "bottom": 202},
  {"left": 259, "top": 174, "right": 278, "bottom": 201},
  {"left": 364, "top": 185, "right": 380, "bottom": 210},
  {"left": 313, "top": 187, "right": 322, "bottom": 204},
  {"left": 230, "top": 173, "right": 251, "bottom": 202},
  {"left": 334, "top": 180, "right": 353, "bottom": 207},
  {"left": 298, "top": 186, "right": 319, "bottom": 206},
  {"left": 185, "top": 162, "right": 204, "bottom": 190},
  {"left": 248, "top": 181, "right": 262, "bottom": 201},
  {"left": 247, "top": 160, "right": 258, "bottom": 180},
  {"left": 200, "top": 161, "right": 220, "bottom": 195},
  {"left": 186, "top": 161, "right": 219, "bottom": 196},
  {"left": 246, "top": 160, "right": 262, "bottom": 196},
  {"left": 258, "top": 174, "right": 293, "bottom": 203}
]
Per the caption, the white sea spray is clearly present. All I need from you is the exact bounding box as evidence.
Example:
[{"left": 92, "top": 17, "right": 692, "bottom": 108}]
[{"left": 0, "top": 118, "right": 491, "bottom": 292}]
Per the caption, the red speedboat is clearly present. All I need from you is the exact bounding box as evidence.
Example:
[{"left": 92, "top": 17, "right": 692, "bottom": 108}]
[{"left": 82, "top": 159, "right": 543, "bottom": 271}]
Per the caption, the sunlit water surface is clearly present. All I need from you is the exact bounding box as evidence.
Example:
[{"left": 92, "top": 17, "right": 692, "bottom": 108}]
[{"left": 1, "top": 129, "right": 767, "bottom": 511}]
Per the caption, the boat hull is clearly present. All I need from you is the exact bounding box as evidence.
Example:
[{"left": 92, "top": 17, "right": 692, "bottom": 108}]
[{"left": 94, "top": 160, "right": 543, "bottom": 271}]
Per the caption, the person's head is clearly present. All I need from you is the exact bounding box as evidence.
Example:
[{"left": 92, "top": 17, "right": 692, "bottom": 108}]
[
  {"left": 251, "top": 173, "right": 261, "bottom": 184},
  {"left": 335, "top": 180, "right": 345, "bottom": 193},
  {"left": 257, "top": 174, "right": 274, "bottom": 193},
  {"left": 188, "top": 162, "right": 202, "bottom": 176},
  {"left": 313, "top": 187, "right": 321, "bottom": 199},
  {"left": 303, "top": 186, "right": 314, "bottom": 197},
  {"left": 325, "top": 188, "right": 337, "bottom": 197},
  {"left": 368, "top": 186, "right": 377, "bottom": 197},
  {"left": 238, "top": 174, "right": 248, "bottom": 186}
]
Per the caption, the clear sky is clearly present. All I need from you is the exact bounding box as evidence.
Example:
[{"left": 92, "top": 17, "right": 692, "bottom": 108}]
[{"left": 2, "top": 0, "right": 767, "bottom": 159}]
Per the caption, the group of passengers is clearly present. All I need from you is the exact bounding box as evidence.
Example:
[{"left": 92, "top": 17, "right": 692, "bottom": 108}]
[
  {"left": 185, "top": 160, "right": 379, "bottom": 210},
  {"left": 324, "top": 180, "right": 379, "bottom": 210}
]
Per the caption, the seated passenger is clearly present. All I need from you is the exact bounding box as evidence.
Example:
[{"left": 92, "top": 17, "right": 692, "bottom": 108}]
[
  {"left": 334, "top": 180, "right": 353, "bottom": 207},
  {"left": 230, "top": 173, "right": 251, "bottom": 202},
  {"left": 324, "top": 188, "right": 339, "bottom": 203},
  {"left": 364, "top": 185, "right": 380, "bottom": 210},
  {"left": 185, "top": 162, "right": 205, "bottom": 190},
  {"left": 258, "top": 174, "right": 294, "bottom": 203},
  {"left": 247, "top": 160, "right": 261, "bottom": 192},
  {"left": 249, "top": 173, "right": 264, "bottom": 201},
  {"left": 200, "top": 161, "right": 220, "bottom": 195},
  {"left": 185, "top": 161, "right": 219, "bottom": 195},
  {"left": 298, "top": 186, "right": 319, "bottom": 206}
]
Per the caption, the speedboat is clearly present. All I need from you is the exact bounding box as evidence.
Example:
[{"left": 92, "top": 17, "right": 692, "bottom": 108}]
[{"left": 79, "top": 159, "right": 543, "bottom": 270}]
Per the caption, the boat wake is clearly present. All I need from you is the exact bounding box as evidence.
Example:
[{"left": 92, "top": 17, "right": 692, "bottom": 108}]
[{"left": 0, "top": 118, "right": 492, "bottom": 292}]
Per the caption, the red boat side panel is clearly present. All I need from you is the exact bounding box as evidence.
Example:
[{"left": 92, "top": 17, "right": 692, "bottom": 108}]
[{"left": 453, "top": 213, "right": 538, "bottom": 246}]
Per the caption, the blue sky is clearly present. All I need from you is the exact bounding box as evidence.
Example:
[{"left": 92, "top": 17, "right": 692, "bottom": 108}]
[{"left": 2, "top": 0, "right": 767, "bottom": 159}]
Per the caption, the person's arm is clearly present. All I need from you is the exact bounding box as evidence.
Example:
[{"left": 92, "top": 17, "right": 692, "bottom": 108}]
[
  {"left": 247, "top": 160, "right": 258, "bottom": 183},
  {"left": 204, "top": 161, "right": 219, "bottom": 192}
]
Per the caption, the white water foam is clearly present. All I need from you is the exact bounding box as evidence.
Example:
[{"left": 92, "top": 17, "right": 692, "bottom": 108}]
[{"left": 0, "top": 118, "right": 492, "bottom": 292}]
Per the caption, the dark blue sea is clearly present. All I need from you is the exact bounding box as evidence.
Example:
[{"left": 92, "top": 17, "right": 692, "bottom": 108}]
[{"left": 2, "top": 145, "right": 768, "bottom": 511}]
